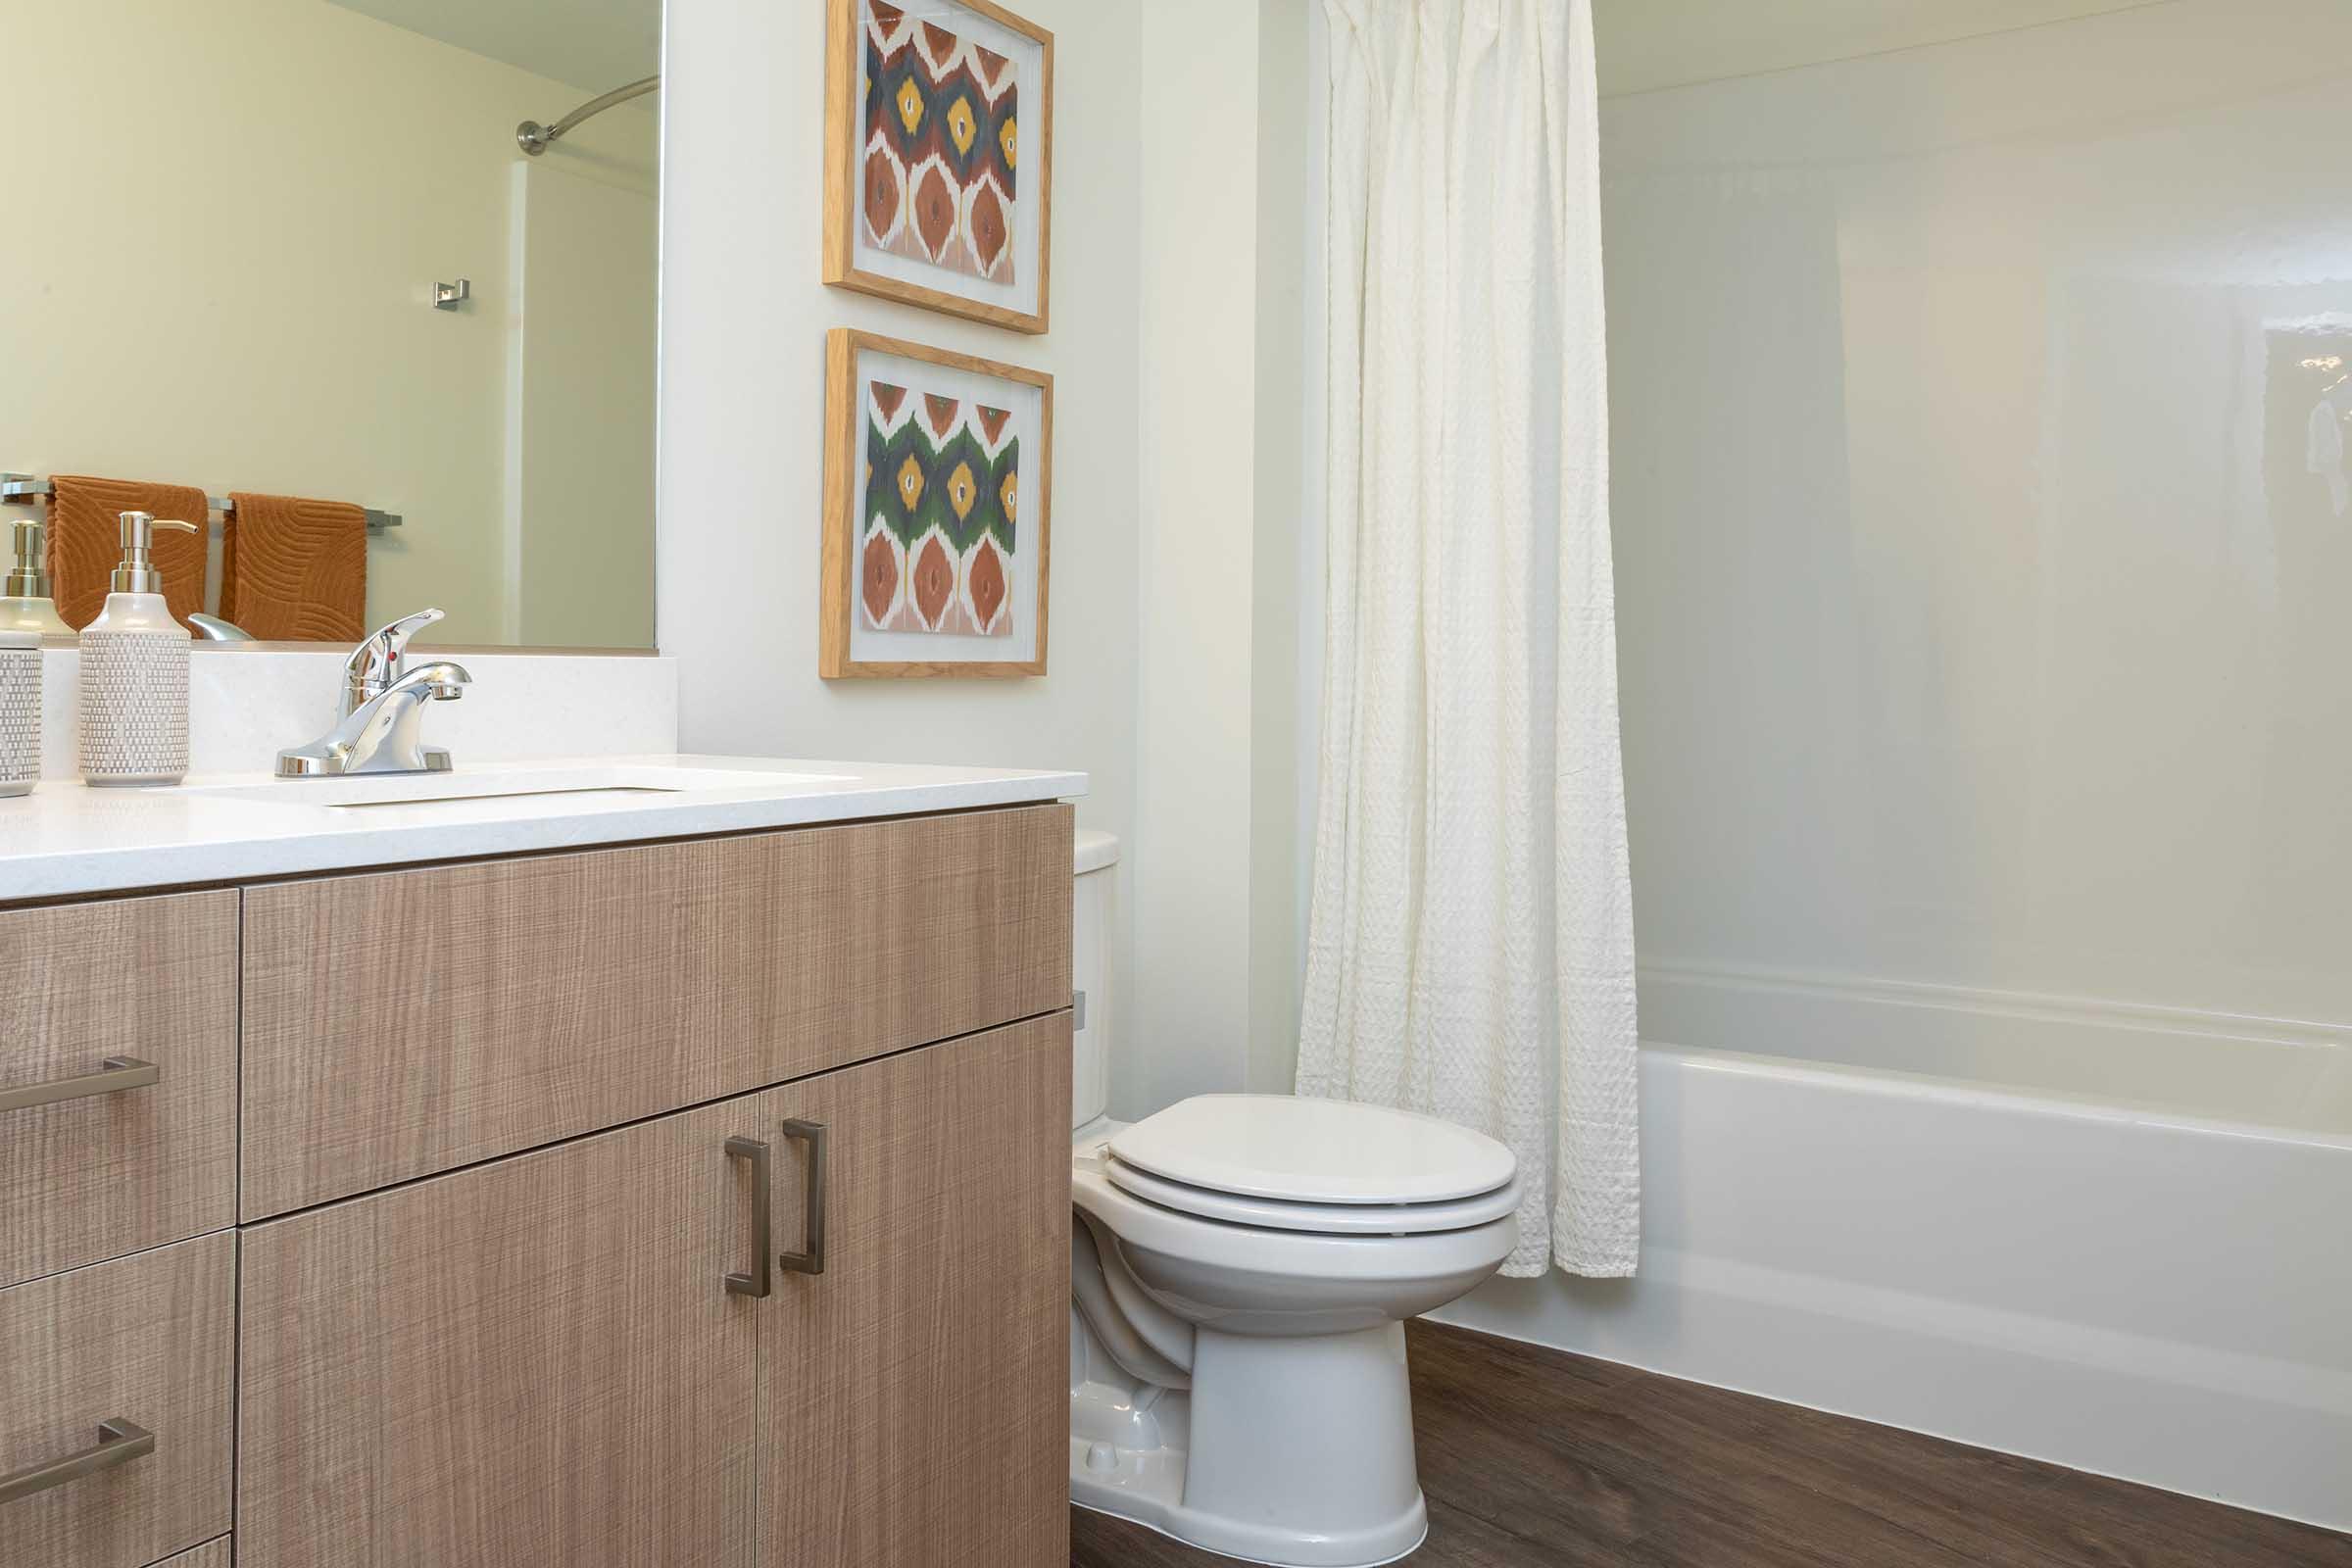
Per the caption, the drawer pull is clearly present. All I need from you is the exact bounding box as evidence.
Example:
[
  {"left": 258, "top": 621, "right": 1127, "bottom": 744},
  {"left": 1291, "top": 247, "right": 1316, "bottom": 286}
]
[
  {"left": 0, "top": 1418, "right": 156, "bottom": 1506},
  {"left": 779, "top": 1118, "right": 828, "bottom": 1277},
  {"left": 0, "top": 1056, "right": 160, "bottom": 1115},
  {"left": 723, "top": 1136, "right": 772, "bottom": 1298}
]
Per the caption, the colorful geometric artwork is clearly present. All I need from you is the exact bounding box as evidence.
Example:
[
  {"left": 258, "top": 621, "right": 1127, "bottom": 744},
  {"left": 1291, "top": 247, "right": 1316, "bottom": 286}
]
[
  {"left": 858, "top": 380, "right": 1019, "bottom": 636},
  {"left": 822, "top": 329, "right": 1051, "bottom": 677},
  {"left": 860, "top": 0, "right": 1018, "bottom": 284}
]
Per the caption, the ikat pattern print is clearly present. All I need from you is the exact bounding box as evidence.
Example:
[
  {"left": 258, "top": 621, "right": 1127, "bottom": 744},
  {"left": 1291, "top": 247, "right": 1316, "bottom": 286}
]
[
  {"left": 861, "top": 1, "right": 1018, "bottom": 283},
  {"left": 859, "top": 380, "right": 1018, "bottom": 637}
]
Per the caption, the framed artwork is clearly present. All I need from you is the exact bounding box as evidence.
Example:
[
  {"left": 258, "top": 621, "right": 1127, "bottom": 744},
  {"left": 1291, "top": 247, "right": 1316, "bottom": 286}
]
[
  {"left": 821, "top": 328, "right": 1052, "bottom": 678},
  {"left": 822, "top": 0, "right": 1054, "bottom": 334}
]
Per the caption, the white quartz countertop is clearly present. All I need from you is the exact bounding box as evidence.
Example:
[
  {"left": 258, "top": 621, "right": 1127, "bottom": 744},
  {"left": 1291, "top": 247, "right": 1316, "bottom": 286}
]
[{"left": 0, "top": 755, "right": 1088, "bottom": 902}]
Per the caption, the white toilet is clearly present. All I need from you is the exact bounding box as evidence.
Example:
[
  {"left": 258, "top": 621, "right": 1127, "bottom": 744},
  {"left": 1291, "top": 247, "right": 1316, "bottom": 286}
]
[{"left": 1068, "top": 832, "right": 1520, "bottom": 1567}]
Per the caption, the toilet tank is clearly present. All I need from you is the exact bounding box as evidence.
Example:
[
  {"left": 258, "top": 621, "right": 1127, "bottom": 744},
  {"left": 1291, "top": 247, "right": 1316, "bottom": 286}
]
[{"left": 1072, "top": 830, "right": 1119, "bottom": 1131}]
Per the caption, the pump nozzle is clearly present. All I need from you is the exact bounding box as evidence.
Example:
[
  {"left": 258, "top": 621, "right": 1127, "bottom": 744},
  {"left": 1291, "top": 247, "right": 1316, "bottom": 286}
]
[
  {"left": 111, "top": 512, "right": 200, "bottom": 595},
  {"left": 5, "top": 518, "right": 49, "bottom": 598}
]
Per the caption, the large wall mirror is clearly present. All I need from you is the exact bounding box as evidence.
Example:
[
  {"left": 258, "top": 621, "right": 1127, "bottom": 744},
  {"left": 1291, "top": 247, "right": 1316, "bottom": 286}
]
[{"left": 4, "top": 0, "right": 662, "bottom": 650}]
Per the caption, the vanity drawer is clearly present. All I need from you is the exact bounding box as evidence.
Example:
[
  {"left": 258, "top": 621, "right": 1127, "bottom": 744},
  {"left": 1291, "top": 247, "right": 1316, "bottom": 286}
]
[
  {"left": 240, "top": 803, "right": 1073, "bottom": 1217},
  {"left": 0, "top": 1233, "right": 237, "bottom": 1568},
  {"left": 0, "top": 891, "right": 239, "bottom": 1290}
]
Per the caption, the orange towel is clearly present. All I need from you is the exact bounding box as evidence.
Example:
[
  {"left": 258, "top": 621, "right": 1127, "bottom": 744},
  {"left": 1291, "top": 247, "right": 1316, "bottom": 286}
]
[
  {"left": 48, "top": 475, "right": 211, "bottom": 630},
  {"left": 220, "top": 492, "right": 368, "bottom": 642}
]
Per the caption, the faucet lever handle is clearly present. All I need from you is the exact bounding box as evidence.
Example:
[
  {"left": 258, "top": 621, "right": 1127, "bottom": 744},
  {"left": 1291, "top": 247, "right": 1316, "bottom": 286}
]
[
  {"left": 343, "top": 611, "right": 444, "bottom": 710},
  {"left": 346, "top": 608, "right": 446, "bottom": 702}
]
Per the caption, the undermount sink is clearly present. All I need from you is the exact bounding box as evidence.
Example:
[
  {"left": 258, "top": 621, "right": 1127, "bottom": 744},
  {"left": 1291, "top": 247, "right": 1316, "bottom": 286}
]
[{"left": 181, "top": 763, "right": 854, "bottom": 810}]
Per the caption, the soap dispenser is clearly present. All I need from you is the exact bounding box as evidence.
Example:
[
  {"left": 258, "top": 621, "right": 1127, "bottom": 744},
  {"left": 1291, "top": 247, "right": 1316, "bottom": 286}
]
[
  {"left": 0, "top": 519, "right": 72, "bottom": 636},
  {"left": 78, "top": 511, "right": 198, "bottom": 787}
]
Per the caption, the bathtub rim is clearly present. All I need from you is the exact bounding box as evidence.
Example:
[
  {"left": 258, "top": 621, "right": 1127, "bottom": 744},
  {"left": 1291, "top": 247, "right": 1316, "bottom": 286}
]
[{"left": 1647, "top": 1038, "right": 2352, "bottom": 1152}]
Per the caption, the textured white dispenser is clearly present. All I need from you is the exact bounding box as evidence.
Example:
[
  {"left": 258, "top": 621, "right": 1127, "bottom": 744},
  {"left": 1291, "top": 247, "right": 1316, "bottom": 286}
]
[
  {"left": 0, "top": 628, "right": 37, "bottom": 795},
  {"left": 78, "top": 511, "right": 197, "bottom": 787}
]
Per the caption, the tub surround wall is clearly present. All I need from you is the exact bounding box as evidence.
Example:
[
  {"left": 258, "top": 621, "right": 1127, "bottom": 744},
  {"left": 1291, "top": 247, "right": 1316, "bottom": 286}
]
[
  {"left": 31, "top": 647, "right": 677, "bottom": 781},
  {"left": 1608, "top": 0, "right": 2352, "bottom": 1027}
]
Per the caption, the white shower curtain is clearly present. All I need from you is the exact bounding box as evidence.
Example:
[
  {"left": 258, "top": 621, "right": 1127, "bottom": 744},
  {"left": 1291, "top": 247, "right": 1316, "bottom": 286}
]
[{"left": 1296, "top": 0, "right": 1638, "bottom": 1277}]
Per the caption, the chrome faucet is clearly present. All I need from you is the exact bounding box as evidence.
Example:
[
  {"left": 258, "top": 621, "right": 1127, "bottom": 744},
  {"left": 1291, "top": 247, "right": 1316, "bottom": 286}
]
[{"left": 276, "top": 609, "right": 471, "bottom": 777}]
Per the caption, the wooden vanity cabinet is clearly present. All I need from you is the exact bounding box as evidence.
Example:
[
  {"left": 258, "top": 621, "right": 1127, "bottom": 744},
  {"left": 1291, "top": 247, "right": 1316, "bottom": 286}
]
[
  {"left": 239, "top": 804, "right": 1073, "bottom": 1217},
  {"left": 1, "top": 801, "right": 1074, "bottom": 1567},
  {"left": 761, "top": 1011, "right": 1071, "bottom": 1567},
  {"left": 235, "top": 1012, "right": 1072, "bottom": 1568},
  {"left": 236, "top": 1092, "right": 766, "bottom": 1567}
]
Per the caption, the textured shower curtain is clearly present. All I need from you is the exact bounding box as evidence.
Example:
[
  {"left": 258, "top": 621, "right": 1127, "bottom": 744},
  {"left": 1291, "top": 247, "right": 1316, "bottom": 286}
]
[{"left": 1296, "top": 0, "right": 1638, "bottom": 1277}]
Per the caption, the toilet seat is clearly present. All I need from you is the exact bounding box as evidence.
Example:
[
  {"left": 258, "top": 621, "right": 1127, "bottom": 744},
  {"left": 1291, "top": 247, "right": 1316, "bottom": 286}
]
[
  {"left": 1072, "top": 1162, "right": 1518, "bottom": 1299},
  {"left": 1107, "top": 1094, "right": 1517, "bottom": 1204},
  {"left": 1103, "top": 1153, "right": 1519, "bottom": 1236}
]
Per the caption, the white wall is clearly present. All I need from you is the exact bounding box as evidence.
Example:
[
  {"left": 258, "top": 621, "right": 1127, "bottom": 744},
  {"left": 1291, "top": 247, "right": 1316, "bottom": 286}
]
[
  {"left": 3, "top": 0, "right": 656, "bottom": 645},
  {"left": 35, "top": 646, "right": 675, "bottom": 781},
  {"left": 1250, "top": 1, "right": 1315, "bottom": 1096},
  {"left": 1127, "top": 0, "right": 1266, "bottom": 1113},
  {"left": 658, "top": 0, "right": 1149, "bottom": 1095},
  {"left": 659, "top": 0, "right": 1304, "bottom": 1120}
]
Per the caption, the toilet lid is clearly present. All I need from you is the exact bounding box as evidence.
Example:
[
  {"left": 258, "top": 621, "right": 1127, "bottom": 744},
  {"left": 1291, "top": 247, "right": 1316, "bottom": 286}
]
[
  {"left": 1103, "top": 1152, "right": 1522, "bottom": 1236},
  {"left": 1107, "top": 1095, "right": 1515, "bottom": 1206}
]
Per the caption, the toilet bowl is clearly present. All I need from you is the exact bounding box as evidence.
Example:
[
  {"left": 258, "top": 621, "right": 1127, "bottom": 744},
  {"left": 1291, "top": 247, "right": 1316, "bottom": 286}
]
[{"left": 1067, "top": 834, "right": 1519, "bottom": 1567}]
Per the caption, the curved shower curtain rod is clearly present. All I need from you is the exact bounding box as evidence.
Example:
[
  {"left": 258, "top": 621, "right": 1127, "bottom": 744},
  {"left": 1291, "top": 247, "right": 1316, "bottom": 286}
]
[{"left": 516, "top": 74, "right": 660, "bottom": 156}]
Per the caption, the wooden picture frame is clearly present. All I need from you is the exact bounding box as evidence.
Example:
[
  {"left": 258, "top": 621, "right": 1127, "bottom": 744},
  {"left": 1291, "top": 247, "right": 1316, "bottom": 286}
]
[
  {"left": 823, "top": 0, "right": 1054, "bottom": 334},
  {"left": 821, "top": 328, "right": 1053, "bottom": 678}
]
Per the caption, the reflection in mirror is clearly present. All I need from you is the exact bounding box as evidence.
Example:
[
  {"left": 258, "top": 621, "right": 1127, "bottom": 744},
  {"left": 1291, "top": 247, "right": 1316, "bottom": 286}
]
[{"left": 3, "top": 0, "right": 662, "bottom": 649}]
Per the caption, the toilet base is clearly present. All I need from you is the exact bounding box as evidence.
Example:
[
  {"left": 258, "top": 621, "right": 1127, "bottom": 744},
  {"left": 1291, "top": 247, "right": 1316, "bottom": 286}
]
[
  {"left": 1072, "top": 1491, "right": 1428, "bottom": 1568},
  {"left": 1069, "top": 1320, "right": 1430, "bottom": 1568}
]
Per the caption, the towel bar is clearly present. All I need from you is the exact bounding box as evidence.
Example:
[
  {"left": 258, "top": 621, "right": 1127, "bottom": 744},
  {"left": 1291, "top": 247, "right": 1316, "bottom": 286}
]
[{"left": 0, "top": 474, "right": 402, "bottom": 533}]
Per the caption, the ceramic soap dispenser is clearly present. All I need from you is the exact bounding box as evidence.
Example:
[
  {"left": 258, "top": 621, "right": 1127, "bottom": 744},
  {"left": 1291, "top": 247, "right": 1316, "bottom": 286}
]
[
  {"left": 78, "top": 510, "right": 198, "bottom": 786},
  {"left": 0, "top": 519, "right": 73, "bottom": 636}
]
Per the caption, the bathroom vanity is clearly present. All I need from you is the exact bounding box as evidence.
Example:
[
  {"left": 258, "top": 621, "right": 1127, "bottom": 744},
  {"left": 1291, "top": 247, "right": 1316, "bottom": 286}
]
[{"left": 0, "top": 760, "right": 1081, "bottom": 1567}]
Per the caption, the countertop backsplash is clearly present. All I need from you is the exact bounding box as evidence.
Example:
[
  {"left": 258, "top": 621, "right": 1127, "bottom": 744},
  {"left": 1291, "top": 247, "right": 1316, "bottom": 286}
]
[{"left": 32, "top": 646, "right": 678, "bottom": 780}]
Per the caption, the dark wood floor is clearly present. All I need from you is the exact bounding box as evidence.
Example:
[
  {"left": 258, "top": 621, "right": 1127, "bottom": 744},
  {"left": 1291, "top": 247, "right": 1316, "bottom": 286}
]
[{"left": 1071, "top": 1320, "right": 2352, "bottom": 1568}]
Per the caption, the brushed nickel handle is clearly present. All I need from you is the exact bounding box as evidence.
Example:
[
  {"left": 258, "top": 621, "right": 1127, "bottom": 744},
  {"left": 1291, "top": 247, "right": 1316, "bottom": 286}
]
[
  {"left": 0, "top": 1418, "right": 155, "bottom": 1506},
  {"left": 0, "top": 1057, "right": 159, "bottom": 1116},
  {"left": 778, "top": 1118, "right": 828, "bottom": 1277},
  {"left": 723, "top": 1136, "right": 772, "bottom": 1298}
]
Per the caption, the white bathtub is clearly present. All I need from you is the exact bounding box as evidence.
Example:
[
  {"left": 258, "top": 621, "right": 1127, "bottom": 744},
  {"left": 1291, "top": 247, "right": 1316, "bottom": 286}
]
[{"left": 1432, "top": 966, "right": 2352, "bottom": 1531}]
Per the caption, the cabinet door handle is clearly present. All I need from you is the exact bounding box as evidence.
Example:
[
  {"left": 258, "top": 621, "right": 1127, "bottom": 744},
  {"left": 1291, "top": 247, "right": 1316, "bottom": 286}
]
[
  {"left": 0, "top": 1057, "right": 160, "bottom": 1116},
  {"left": 723, "top": 1137, "right": 772, "bottom": 1298},
  {"left": 778, "top": 1118, "right": 828, "bottom": 1277},
  {"left": 0, "top": 1418, "right": 155, "bottom": 1506}
]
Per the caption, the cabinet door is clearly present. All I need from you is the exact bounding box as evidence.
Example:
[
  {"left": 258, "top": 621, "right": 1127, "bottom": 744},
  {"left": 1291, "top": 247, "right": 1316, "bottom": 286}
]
[
  {"left": 236, "top": 1096, "right": 768, "bottom": 1568},
  {"left": 0, "top": 890, "right": 238, "bottom": 1289},
  {"left": 241, "top": 804, "right": 1073, "bottom": 1217},
  {"left": 760, "top": 1013, "right": 1071, "bottom": 1567},
  {"left": 0, "top": 1234, "right": 234, "bottom": 1568}
]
